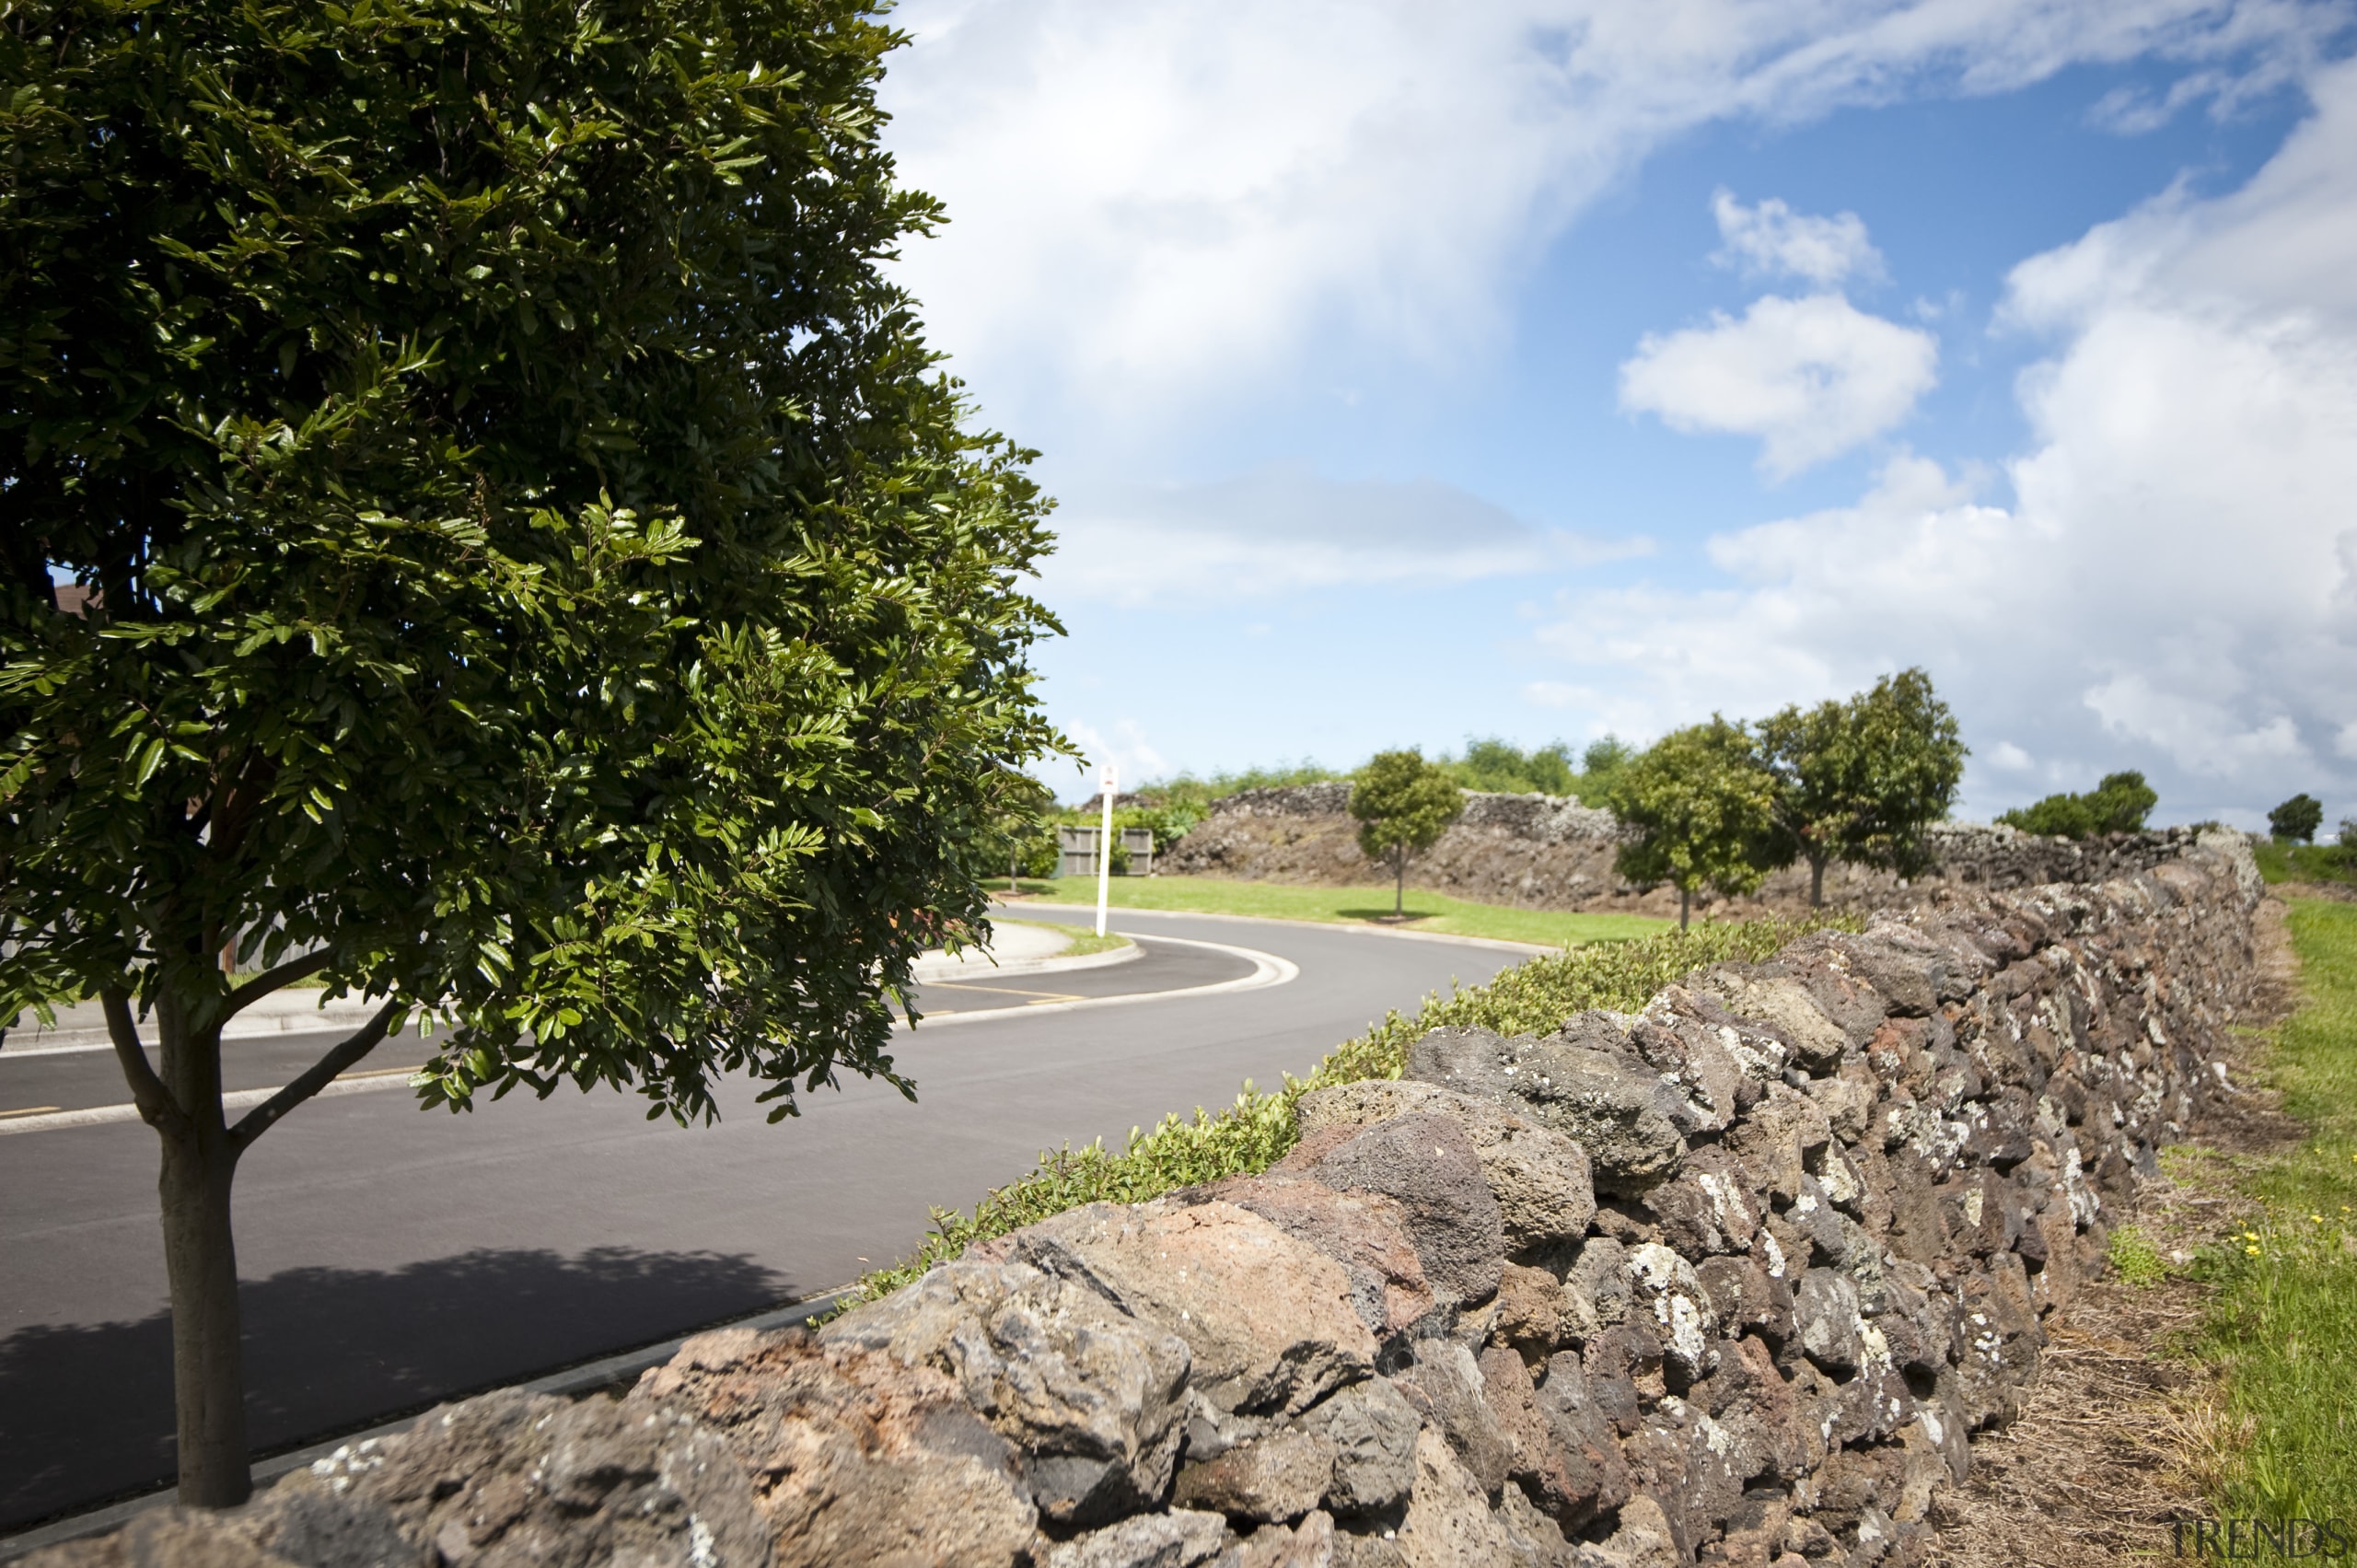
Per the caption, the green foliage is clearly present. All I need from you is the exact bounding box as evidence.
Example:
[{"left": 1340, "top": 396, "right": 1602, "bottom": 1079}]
[
  {"left": 1755, "top": 669, "right": 1966, "bottom": 903},
  {"left": 1134, "top": 761, "right": 1348, "bottom": 814},
  {"left": 1043, "top": 803, "right": 1194, "bottom": 861},
  {"left": 841, "top": 911, "right": 1853, "bottom": 1308},
  {"left": 1351, "top": 750, "right": 1465, "bottom": 859},
  {"left": 2270, "top": 794, "right": 2326, "bottom": 844},
  {"left": 1579, "top": 736, "right": 1635, "bottom": 796},
  {"left": 1607, "top": 719, "right": 1776, "bottom": 925},
  {"left": 1439, "top": 737, "right": 1579, "bottom": 797},
  {"left": 2192, "top": 897, "right": 2357, "bottom": 1521},
  {"left": 2253, "top": 839, "right": 2357, "bottom": 889},
  {"left": 2104, "top": 1225, "right": 2169, "bottom": 1288},
  {"left": 1997, "top": 771, "right": 2158, "bottom": 839},
  {"left": 1351, "top": 749, "right": 1465, "bottom": 910},
  {"left": 0, "top": 0, "right": 1065, "bottom": 1121},
  {"left": 974, "top": 776, "right": 1061, "bottom": 884}
]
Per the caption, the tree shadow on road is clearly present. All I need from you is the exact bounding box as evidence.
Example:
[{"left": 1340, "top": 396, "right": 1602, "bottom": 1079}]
[{"left": 0, "top": 1245, "right": 788, "bottom": 1533}]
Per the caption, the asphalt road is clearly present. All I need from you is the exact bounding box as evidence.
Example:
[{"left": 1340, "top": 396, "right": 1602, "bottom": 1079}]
[{"left": 0, "top": 907, "right": 1528, "bottom": 1530}]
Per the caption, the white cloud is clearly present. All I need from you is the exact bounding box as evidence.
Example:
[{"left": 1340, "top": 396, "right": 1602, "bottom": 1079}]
[
  {"left": 1062, "top": 718, "right": 1169, "bottom": 796},
  {"left": 1535, "top": 57, "right": 2357, "bottom": 819},
  {"left": 1989, "top": 742, "right": 2035, "bottom": 771},
  {"left": 1618, "top": 296, "right": 1939, "bottom": 476},
  {"left": 1042, "top": 465, "right": 1650, "bottom": 604},
  {"left": 1712, "top": 192, "right": 1884, "bottom": 286},
  {"left": 883, "top": 0, "right": 2331, "bottom": 427}
]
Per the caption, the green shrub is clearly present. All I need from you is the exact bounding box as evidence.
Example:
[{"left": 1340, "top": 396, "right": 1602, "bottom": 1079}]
[
  {"left": 2270, "top": 794, "right": 2325, "bottom": 844},
  {"left": 1132, "top": 763, "right": 1350, "bottom": 816},
  {"left": 1998, "top": 770, "right": 2158, "bottom": 838},
  {"left": 838, "top": 912, "right": 1855, "bottom": 1307},
  {"left": 1441, "top": 738, "right": 1580, "bottom": 797}
]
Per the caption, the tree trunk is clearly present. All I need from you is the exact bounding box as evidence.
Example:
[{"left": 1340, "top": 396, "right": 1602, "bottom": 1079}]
[
  {"left": 1394, "top": 852, "right": 1405, "bottom": 916},
  {"left": 158, "top": 1121, "right": 250, "bottom": 1506},
  {"left": 145, "top": 993, "right": 252, "bottom": 1507},
  {"left": 1678, "top": 885, "right": 1690, "bottom": 932},
  {"left": 1808, "top": 852, "right": 1827, "bottom": 910},
  {"left": 110, "top": 961, "right": 392, "bottom": 1511}
]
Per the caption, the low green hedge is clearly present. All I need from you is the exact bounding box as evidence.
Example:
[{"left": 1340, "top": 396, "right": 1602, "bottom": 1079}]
[{"left": 839, "top": 913, "right": 1852, "bottom": 1307}]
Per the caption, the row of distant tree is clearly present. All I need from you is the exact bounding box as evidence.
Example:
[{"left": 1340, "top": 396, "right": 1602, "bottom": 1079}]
[
  {"left": 1355, "top": 669, "right": 1969, "bottom": 929},
  {"left": 1082, "top": 671, "right": 2335, "bottom": 927}
]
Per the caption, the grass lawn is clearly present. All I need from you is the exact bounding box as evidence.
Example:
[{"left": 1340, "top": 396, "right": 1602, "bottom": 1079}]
[
  {"left": 999, "top": 874, "right": 1669, "bottom": 947},
  {"left": 2193, "top": 891, "right": 2357, "bottom": 1520}
]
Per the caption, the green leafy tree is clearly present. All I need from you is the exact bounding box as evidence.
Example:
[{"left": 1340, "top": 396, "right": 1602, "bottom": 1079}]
[
  {"left": 1, "top": 0, "right": 1061, "bottom": 1507},
  {"left": 1999, "top": 772, "right": 2158, "bottom": 839},
  {"left": 1607, "top": 720, "right": 1776, "bottom": 931},
  {"left": 1755, "top": 668, "right": 1968, "bottom": 907},
  {"left": 1351, "top": 749, "right": 1465, "bottom": 915},
  {"left": 2270, "top": 794, "right": 2325, "bottom": 844},
  {"left": 1576, "top": 736, "right": 1634, "bottom": 801},
  {"left": 979, "top": 776, "right": 1060, "bottom": 887},
  {"left": 1444, "top": 737, "right": 1577, "bottom": 796}
]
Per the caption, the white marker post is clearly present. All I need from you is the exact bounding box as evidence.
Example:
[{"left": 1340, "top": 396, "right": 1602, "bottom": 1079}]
[{"left": 1095, "top": 763, "right": 1118, "bottom": 938}]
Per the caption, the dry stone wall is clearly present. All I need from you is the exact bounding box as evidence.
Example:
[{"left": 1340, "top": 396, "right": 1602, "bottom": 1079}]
[
  {"left": 1162, "top": 785, "right": 2220, "bottom": 919},
  {"left": 38, "top": 834, "right": 2263, "bottom": 1568}
]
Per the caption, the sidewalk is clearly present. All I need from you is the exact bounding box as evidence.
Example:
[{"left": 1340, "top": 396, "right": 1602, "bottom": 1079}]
[
  {"left": 3, "top": 989, "right": 409, "bottom": 1056},
  {"left": 906, "top": 917, "right": 1138, "bottom": 982}
]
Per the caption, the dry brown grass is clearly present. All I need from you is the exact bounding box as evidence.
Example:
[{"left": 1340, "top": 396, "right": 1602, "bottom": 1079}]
[{"left": 1922, "top": 898, "right": 2306, "bottom": 1568}]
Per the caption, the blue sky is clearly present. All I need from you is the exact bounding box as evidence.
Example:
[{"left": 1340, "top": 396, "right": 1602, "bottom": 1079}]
[{"left": 877, "top": 1, "right": 2357, "bottom": 827}]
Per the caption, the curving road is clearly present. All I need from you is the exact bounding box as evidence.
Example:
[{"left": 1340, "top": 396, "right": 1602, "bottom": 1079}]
[{"left": 0, "top": 907, "right": 1533, "bottom": 1531}]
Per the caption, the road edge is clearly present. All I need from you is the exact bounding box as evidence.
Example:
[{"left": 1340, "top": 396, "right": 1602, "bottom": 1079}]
[{"left": 0, "top": 1291, "right": 852, "bottom": 1562}]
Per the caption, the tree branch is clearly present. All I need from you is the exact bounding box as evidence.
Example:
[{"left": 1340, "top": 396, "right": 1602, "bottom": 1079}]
[
  {"left": 228, "top": 999, "right": 404, "bottom": 1152},
  {"left": 100, "top": 988, "right": 189, "bottom": 1137},
  {"left": 221, "top": 949, "right": 332, "bottom": 1023}
]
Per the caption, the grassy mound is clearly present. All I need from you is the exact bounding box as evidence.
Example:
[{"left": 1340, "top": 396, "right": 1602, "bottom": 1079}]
[{"left": 841, "top": 913, "right": 1849, "bottom": 1307}]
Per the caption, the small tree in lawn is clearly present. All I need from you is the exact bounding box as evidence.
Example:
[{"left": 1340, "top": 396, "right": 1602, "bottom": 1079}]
[
  {"left": 0, "top": 0, "right": 1061, "bottom": 1508},
  {"left": 1607, "top": 719, "right": 1776, "bottom": 931},
  {"left": 1351, "top": 750, "right": 1464, "bottom": 916},
  {"left": 1756, "top": 668, "right": 1967, "bottom": 907},
  {"left": 2270, "top": 794, "right": 2325, "bottom": 844}
]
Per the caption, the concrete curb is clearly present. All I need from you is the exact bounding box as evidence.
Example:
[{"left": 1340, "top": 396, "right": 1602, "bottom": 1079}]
[
  {"left": 0, "top": 1292, "right": 847, "bottom": 1562},
  {"left": 899, "top": 934, "right": 1296, "bottom": 1029},
  {"left": 4, "top": 1005, "right": 449, "bottom": 1059},
  {"left": 906, "top": 935, "right": 1142, "bottom": 985}
]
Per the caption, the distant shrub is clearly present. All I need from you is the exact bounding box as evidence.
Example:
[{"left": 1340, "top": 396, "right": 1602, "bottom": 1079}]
[
  {"left": 1999, "top": 770, "right": 2158, "bottom": 839},
  {"left": 2270, "top": 794, "right": 2325, "bottom": 844},
  {"left": 1440, "top": 737, "right": 1580, "bottom": 797},
  {"left": 1140, "top": 761, "right": 1349, "bottom": 811}
]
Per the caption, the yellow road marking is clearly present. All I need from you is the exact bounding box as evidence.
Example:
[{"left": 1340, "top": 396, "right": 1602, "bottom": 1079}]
[
  {"left": 922, "top": 981, "right": 1090, "bottom": 1003},
  {"left": 1, "top": 1105, "right": 64, "bottom": 1119}
]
